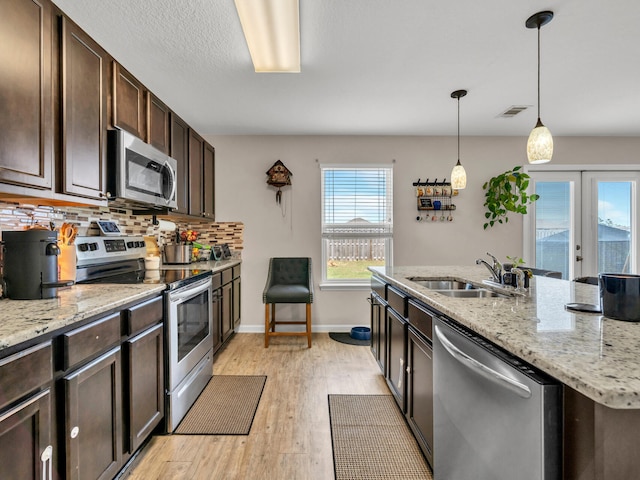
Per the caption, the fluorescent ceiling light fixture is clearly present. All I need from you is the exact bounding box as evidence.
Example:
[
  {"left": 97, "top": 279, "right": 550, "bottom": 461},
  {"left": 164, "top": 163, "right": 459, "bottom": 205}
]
[{"left": 234, "top": 0, "right": 300, "bottom": 73}]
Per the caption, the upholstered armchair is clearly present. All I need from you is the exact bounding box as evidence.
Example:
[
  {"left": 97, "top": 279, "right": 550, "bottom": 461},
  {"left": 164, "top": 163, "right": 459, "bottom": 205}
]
[{"left": 262, "top": 257, "right": 314, "bottom": 348}]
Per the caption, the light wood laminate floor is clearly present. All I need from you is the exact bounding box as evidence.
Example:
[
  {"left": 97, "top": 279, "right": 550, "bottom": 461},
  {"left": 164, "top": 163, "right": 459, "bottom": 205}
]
[{"left": 124, "top": 333, "right": 390, "bottom": 480}]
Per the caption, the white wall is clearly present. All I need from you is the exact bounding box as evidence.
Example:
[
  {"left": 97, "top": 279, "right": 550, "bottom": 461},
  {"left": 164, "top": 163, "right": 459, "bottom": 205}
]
[{"left": 207, "top": 134, "right": 640, "bottom": 333}]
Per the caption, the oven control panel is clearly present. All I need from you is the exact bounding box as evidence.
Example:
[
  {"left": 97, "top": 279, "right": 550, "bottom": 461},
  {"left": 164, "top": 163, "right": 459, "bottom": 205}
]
[{"left": 75, "top": 235, "right": 147, "bottom": 267}]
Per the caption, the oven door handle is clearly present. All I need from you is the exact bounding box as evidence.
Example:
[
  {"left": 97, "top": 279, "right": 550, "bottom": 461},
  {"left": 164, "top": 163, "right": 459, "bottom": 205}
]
[{"left": 169, "top": 277, "right": 211, "bottom": 303}]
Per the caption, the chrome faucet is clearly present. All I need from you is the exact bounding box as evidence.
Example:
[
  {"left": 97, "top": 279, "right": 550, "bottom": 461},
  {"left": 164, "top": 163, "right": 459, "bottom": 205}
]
[
  {"left": 486, "top": 252, "right": 502, "bottom": 276},
  {"left": 476, "top": 252, "right": 503, "bottom": 283}
]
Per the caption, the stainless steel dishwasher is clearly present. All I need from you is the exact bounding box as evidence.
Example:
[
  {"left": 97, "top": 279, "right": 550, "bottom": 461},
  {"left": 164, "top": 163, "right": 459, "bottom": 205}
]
[{"left": 433, "top": 316, "right": 561, "bottom": 480}]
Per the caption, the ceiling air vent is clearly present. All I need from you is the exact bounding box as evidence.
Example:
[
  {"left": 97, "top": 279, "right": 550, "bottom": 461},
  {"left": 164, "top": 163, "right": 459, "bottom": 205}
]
[{"left": 499, "top": 105, "right": 530, "bottom": 118}]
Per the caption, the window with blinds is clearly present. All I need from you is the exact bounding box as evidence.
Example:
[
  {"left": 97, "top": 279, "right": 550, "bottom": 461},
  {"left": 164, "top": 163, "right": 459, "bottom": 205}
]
[{"left": 321, "top": 165, "right": 393, "bottom": 285}]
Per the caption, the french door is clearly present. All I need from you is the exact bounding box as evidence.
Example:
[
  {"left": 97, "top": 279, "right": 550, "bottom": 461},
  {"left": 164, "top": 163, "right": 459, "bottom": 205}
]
[{"left": 524, "top": 170, "right": 639, "bottom": 280}]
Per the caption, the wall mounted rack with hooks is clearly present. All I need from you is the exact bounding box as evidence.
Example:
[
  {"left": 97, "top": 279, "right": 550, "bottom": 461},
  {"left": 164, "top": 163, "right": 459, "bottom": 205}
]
[{"left": 413, "top": 178, "right": 459, "bottom": 222}]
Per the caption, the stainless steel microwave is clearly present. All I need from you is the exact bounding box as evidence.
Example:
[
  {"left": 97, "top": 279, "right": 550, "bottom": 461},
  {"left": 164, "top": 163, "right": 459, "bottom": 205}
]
[{"left": 107, "top": 128, "right": 178, "bottom": 209}]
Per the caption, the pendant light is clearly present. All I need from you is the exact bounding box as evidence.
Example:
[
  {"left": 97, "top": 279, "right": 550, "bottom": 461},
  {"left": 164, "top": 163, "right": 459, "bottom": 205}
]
[
  {"left": 450, "top": 89, "right": 467, "bottom": 189},
  {"left": 526, "top": 11, "right": 554, "bottom": 164}
]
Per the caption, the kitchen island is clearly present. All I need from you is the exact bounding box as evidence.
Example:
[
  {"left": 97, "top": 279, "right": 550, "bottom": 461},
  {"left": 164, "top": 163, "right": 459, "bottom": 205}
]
[{"left": 371, "top": 265, "right": 640, "bottom": 479}]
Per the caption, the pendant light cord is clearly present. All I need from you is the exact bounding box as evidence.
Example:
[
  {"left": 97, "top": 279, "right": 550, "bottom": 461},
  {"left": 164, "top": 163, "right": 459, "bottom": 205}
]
[
  {"left": 457, "top": 96, "right": 460, "bottom": 161},
  {"left": 537, "top": 24, "right": 541, "bottom": 120}
]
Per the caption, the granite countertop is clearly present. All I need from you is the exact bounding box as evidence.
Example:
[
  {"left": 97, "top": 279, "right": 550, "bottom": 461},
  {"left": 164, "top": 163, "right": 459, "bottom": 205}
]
[
  {"left": 0, "top": 283, "right": 166, "bottom": 352},
  {"left": 159, "top": 257, "right": 241, "bottom": 273},
  {"left": 0, "top": 258, "right": 241, "bottom": 353},
  {"left": 370, "top": 265, "right": 640, "bottom": 409}
]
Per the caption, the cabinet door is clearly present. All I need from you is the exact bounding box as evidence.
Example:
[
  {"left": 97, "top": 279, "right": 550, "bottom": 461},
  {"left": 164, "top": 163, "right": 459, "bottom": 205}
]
[
  {"left": 188, "top": 130, "right": 204, "bottom": 216},
  {"left": 0, "top": 0, "right": 53, "bottom": 189},
  {"left": 386, "top": 308, "right": 406, "bottom": 412},
  {"left": 147, "top": 93, "right": 169, "bottom": 154},
  {"left": 407, "top": 328, "right": 434, "bottom": 467},
  {"left": 63, "top": 347, "right": 122, "bottom": 480},
  {"left": 369, "top": 293, "right": 383, "bottom": 370},
  {"left": 60, "top": 16, "right": 108, "bottom": 200},
  {"left": 112, "top": 62, "right": 146, "bottom": 140},
  {"left": 169, "top": 113, "right": 190, "bottom": 215},
  {"left": 0, "top": 389, "right": 52, "bottom": 480},
  {"left": 211, "top": 288, "right": 222, "bottom": 354},
  {"left": 202, "top": 142, "right": 215, "bottom": 219},
  {"left": 232, "top": 277, "right": 241, "bottom": 329},
  {"left": 221, "top": 282, "right": 233, "bottom": 342},
  {"left": 125, "top": 323, "right": 163, "bottom": 454}
]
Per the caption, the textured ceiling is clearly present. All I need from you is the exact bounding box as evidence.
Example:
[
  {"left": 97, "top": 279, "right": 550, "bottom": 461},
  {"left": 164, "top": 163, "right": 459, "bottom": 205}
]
[{"left": 51, "top": 0, "right": 640, "bottom": 137}]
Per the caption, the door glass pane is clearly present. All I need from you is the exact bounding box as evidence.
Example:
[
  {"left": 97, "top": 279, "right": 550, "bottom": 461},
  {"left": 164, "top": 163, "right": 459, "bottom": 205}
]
[
  {"left": 597, "top": 182, "right": 632, "bottom": 273},
  {"left": 535, "top": 182, "right": 571, "bottom": 279}
]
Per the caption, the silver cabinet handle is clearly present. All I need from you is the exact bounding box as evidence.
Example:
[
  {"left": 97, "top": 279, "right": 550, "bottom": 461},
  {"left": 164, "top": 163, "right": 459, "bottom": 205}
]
[
  {"left": 41, "top": 445, "right": 52, "bottom": 480},
  {"left": 70, "top": 426, "right": 79, "bottom": 439},
  {"left": 398, "top": 358, "right": 404, "bottom": 389},
  {"left": 434, "top": 325, "right": 531, "bottom": 399}
]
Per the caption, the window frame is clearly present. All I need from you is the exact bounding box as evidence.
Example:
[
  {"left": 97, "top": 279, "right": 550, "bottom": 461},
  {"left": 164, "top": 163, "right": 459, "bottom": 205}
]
[{"left": 320, "top": 164, "right": 393, "bottom": 290}]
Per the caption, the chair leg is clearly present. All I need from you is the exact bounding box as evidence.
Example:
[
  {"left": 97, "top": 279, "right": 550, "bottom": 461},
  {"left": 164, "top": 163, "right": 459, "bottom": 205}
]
[
  {"left": 264, "top": 303, "right": 270, "bottom": 348},
  {"left": 306, "top": 303, "right": 312, "bottom": 348}
]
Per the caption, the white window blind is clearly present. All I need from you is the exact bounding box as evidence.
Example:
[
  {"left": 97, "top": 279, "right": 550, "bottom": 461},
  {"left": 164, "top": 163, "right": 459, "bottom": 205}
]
[{"left": 321, "top": 166, "right": 393, "bottom": 239}]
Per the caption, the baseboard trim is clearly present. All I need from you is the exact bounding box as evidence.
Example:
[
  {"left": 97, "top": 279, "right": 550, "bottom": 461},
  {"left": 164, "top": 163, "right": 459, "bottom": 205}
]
[{"left": 236, "top": 324, "right": 365, "bottom": 334}]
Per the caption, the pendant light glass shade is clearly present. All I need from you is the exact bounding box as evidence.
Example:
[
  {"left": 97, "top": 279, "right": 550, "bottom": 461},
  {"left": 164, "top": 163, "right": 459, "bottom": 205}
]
[
  {"left": 450, "top": 89, "right": 467, "bottom": 190},
  {"left": 527, "top": 119, "right": 553, "bottom": 164},
  {"left": 451, "top": 160, "right": 467, "bottom": 189},
  {"left": 526, "top": 11, "right": 554, "bottom": 164}
]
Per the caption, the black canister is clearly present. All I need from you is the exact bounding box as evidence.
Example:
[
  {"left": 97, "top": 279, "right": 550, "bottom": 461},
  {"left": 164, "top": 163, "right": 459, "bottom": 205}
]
[
  {"left": 599, "top": 273, "right": 640, "bottom": 322},
  {"left": 3, "top": 230, "right": 62, "bottom": 300}
]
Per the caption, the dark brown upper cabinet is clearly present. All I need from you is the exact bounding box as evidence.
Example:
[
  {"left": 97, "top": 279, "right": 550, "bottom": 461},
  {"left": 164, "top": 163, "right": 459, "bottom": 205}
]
[
  {"left": 60, "top": 16, "right": 109, "bottom": 200},
  {"left": 112, "top": 62, "right": 146, "bottom": 140},
  {"left": 188, "top": 130, "right": 204, "bottom": 217},
  {"left": 203, "top": 142, "right": 215, "bottom": 220},
  {"left": 170, "top": 113, "right": 190, "bottom": 215},
  {"left": 147, "top": 93, "right": 169, "bottom": 154},
  {"left": 0, "top": 0, "right": 53, "bottom": 190}
]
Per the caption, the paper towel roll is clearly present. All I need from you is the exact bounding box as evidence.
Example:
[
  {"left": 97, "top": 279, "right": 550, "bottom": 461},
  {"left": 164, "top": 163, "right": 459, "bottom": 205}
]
[{"left": 157, "top": 219, "right": 176, "bottom": 231}]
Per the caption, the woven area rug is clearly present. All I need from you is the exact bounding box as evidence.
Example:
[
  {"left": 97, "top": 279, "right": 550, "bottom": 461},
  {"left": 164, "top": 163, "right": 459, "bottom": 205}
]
[
  {"left": 329, "top": 332, "right": 370, "bottom": 346},
  {"left": 328, "top": 394, "right": 433, "bottom": 480},
  {"left": 175, "top": 375, "right": 266, "bottom": 435}
]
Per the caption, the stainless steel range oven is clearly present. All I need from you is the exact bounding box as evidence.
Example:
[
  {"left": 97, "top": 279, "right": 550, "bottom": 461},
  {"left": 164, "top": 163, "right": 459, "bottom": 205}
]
[
  {"left": 164, "top": 275, "right": 213, "bottom": 432},
  {"left": 74, "top": 234, "right": 214, "bottom": 432}
]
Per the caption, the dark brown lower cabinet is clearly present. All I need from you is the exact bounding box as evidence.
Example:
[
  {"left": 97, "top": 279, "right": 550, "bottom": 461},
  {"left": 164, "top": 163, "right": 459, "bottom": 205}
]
[
  {"left": 0, "top": 389, "right": 52, "bottom": 480},
  {"left": 124, "top": 323, "right": 163, "bottom": 454},
  {"left": 221, "top": 282, "right": 233, "bottom": 343},
  {"left": 407, "top": 327, "right": 434, "bottom": 468},
  {"left": 63, "top": 347, "right": 122, "bottom": 480},
  {"left": 232, "top": 276, "right": 241, "bottom": 329},
  {"left": 212, "top": 286, "right": 223, "bottom": 354},
  {"left": 369, "top": 292, "right": 386, "bottom": 373},
  {"left": 386, "top": 307, "right": 407, "bottom": 411}
]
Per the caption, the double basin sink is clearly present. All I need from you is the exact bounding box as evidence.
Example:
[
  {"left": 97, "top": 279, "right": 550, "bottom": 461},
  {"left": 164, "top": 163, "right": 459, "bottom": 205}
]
[{"left": 407, "top": 278, "right": 511, "bottom": 298}]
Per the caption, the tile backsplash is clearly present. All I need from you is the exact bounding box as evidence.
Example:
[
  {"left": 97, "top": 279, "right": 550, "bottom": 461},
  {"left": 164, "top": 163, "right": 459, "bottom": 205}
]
[{"left": 0, "top": 201, "right": 243, "bottom": 252}]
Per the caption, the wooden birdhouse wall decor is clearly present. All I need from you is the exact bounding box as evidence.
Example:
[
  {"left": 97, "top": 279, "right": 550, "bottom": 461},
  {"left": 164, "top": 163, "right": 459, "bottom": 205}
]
[{"left": 266, "top": 160, "right": 292, "bottom": 204}]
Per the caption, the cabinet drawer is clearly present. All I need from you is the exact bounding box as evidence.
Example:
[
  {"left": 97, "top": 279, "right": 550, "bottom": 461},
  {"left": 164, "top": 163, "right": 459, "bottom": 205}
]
[
  {"left": 408, "top": 300, "right": 433, "bottom": 341},
  {"left": 233, "top": 264, "right": 241, "bottom": 279},
  {"left": 221, "top": 267, "right": 233, "bottom": 285},
  {"left": 63, "top": 313, "right": 121, "bottom": 370},
  {"left": 0, "top": 342, "right": 52, "bottom": 411},
  {"left": 387, "top": 286, "right": 407, "bottom": 317},
  {"left": 211, "top": 272, "right": 222, "bottom": 290},
  {"left": 125, "top": 296, "right": 163, "bottom": 335}
]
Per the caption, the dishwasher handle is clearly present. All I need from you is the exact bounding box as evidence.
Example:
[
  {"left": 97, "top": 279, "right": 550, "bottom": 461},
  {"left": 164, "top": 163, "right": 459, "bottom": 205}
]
[{"left": 434, "top": 324, "right": 532, "bottom": 399}]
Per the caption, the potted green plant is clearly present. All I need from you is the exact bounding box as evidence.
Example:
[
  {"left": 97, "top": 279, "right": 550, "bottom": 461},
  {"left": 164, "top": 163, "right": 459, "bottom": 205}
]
[{"left": 482, "top": 166, "right": 539, "bottom": 229}]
